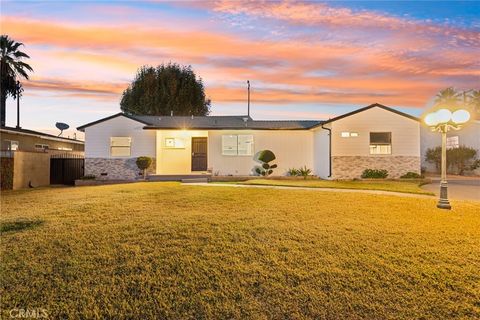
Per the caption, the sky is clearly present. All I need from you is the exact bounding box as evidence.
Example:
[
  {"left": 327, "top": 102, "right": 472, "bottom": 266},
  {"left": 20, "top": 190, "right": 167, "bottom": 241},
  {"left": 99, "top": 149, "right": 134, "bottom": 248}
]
[{"left": 1, "top": 0, "right": 479, "bottom": 139}]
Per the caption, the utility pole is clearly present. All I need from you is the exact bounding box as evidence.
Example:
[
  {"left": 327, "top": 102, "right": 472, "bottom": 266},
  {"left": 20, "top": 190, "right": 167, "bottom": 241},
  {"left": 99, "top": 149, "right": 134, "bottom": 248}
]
[
  {"left": 247, "top": 80, "right": 250, "bottom": 117},
  {"left": 16, "top": 81, "right": 21, "bottom": 129}
]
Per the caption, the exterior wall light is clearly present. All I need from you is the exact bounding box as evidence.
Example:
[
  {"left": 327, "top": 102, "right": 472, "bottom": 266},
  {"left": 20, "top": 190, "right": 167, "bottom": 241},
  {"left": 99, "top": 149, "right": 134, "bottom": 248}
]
[{"left": 423, "top": 108, "right": 471, "bottom": 209}]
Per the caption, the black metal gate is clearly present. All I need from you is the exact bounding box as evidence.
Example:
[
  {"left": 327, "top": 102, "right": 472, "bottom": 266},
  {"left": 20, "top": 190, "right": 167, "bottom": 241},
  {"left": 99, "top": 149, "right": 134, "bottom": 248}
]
[{"left": 50, "top": 153, "right": 85, "bottom": 185}]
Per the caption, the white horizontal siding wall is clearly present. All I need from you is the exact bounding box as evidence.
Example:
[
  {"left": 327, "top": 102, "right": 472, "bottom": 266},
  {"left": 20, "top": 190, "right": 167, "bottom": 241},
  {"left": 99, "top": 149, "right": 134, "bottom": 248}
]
[
  {"left": 208, "top": 130, "right": 314, "bottom": 176},
  {"left": 84, "top": 116, "right": 155, "bottom": 158},
  {"left": 331, "top": 107, "right": 420, "bottom": 156},
  {"left": 313, "top": 127, "right": 330, "bottom": 179}
]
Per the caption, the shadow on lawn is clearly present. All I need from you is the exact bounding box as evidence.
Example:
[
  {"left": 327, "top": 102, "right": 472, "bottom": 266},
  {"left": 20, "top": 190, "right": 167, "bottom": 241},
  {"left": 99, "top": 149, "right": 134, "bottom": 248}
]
[{"left": 0, "top": 219, "right": 44, "bottom": 233}]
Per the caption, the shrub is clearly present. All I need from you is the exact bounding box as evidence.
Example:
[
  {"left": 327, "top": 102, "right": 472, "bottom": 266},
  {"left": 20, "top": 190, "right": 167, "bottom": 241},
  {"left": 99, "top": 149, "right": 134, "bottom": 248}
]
[
  {"left": 287, "top": 168, "right": 299, "bottom": 176},
  {"left": 425, "top": 147, "right": 442, "bottom": 171},
  {"left": 425, "top": 145, "right": 477, "bottom": 175},
  {"left": 79, "top": 174, "right": 96, "bottom": 180},
  {"left": 448, "top": 145, "right": 477, "bottom": 175},
  {"left": 136, "top": 156, "right": 153, "bottom": 179},
  {"left": 255, "top": 150, "right": 277, "bottom": 176},
  {"left": 361, "top": 169, "right": 388, "bottom": 179},
  {"left": 298, "top": 166, "right": 312, "bottom": 180},
  {"left": 400, "top": 172, "right": 422, "bottom": 179}
]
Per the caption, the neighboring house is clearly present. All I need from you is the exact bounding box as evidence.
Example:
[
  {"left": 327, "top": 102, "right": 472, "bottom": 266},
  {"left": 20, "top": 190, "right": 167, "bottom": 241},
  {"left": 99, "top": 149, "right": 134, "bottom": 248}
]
[
  {"left": 421, "top": 118, "right": 480, "bottom": 174},
  {"left": 1, "top": 126, "right": 84, "bottom": 152},
  {"left": 77, "top": 103, "right": 421, "bottom": 180}
]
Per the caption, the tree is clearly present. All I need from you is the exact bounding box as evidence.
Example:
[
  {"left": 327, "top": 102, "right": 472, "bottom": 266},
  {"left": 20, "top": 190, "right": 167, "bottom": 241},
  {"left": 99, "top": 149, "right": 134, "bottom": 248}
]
[
  {"left": 1, "top": 35, "right": 33, "bottom": 126},
  {"left": 466, "top": 89, "right": 480, "bottom": 117},
  {"left": 120, "top": 63, "right": 211, "bottom": 116},
  {"left": 434, "top": 87, "right": 461, "bottom": 108}
]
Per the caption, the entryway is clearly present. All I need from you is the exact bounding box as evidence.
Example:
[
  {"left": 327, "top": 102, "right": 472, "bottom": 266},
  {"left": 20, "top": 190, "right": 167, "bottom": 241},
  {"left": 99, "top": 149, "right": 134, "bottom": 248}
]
[{"left": 191, "top": 137, "right": 207, "bottom": 171}]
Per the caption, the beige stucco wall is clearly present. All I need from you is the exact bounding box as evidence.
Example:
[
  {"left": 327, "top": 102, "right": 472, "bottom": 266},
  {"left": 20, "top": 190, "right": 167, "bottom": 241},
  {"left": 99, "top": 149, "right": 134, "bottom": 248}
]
[
  {"left": 1, "top": 131, "right": 84, "bottom": 152},
  {"left": 208, "top": 130, "right": 314, "bottom": 176},
  {"left": 13, "top": 151, "right": 50, "bottom": 189},
  {"left": 156, "top": 130, "right": 208, "bottom": 174},
  {"left": 330, "top": 107, "right": 420, "bottom": 156}
]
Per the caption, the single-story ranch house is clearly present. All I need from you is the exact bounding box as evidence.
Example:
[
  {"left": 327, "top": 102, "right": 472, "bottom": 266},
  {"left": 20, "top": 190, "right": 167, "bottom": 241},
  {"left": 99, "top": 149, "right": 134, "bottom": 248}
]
[{"left": 77, "top": 103, "right": 421, "bottom": 180}]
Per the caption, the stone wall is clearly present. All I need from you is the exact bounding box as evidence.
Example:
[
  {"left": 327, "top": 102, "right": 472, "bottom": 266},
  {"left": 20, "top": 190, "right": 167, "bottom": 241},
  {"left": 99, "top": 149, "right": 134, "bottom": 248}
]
[
  {"left": 85, "top": 158, "right": 156, "bottom": 180},
  {"left": 332, "top": 156, "right": 420, "bottom": 179}
]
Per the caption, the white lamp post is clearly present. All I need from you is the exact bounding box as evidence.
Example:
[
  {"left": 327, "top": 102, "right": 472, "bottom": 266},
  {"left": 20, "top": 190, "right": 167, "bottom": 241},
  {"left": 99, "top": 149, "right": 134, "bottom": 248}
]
[{"left": 424, "top": 108, "right": 470, "bottom": 209}]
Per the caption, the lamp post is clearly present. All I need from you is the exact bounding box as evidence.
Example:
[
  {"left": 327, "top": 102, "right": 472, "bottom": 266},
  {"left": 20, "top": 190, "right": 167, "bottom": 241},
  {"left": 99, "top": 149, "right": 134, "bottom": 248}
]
[{"left": 424, "top": 108, "right": 470, "bottom": 209}]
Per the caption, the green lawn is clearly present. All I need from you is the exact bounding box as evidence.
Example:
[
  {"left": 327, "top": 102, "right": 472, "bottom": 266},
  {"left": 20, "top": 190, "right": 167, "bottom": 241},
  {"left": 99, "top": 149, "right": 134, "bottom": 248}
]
[
  {"left": 234, "top": 179, "right": 433, "bottom": 195},
  {"left": 1, "top": 183, "right": 479, "bottom": 318}
]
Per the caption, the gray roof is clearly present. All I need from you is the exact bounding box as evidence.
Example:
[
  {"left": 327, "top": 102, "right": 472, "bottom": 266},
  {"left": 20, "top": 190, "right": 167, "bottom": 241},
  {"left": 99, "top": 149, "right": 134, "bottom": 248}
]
[
  {"left": 77, "top": 113, "right": 322, "bottom": 131},
  {"left": 137, "top": 115, "right": 322, "bottom": 130}
]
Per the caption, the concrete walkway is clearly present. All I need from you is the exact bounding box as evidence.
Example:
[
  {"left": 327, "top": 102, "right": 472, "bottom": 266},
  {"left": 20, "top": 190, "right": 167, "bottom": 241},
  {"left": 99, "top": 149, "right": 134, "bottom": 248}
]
[
  {"left": 421, "top": 176, "right": 480, "bottom": 201},
  {"left": 184, "top": 182, "right": 435, "bottom": 199}
]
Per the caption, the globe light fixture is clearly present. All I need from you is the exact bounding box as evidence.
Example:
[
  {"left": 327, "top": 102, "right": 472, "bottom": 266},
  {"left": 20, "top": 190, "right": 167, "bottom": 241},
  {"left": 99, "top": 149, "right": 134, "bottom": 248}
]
[{"left": 424, "top": 108, "right": 471, "bottom": 209}]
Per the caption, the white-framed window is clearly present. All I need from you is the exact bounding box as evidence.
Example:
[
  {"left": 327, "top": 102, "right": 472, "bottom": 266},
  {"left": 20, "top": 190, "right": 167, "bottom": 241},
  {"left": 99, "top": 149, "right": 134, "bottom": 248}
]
[
  {"left": 110, "top": 137, "right": 131, "bottom": 157},
  {"left": 35, "top": 144, "right": 49, "bottom": 151},
  {"left": 369, "top": 132, "right": 391, "bottom": 155},
  {"left": 3, "top": 140, "right": 19, "bottom": 151},
  {"left": 341, "top": 132, "right": 359, "bottom": 138},
  {"left": 222, "top": 135, "right": 254, "bottom": 156},
  {"left": 164, "top": 137, "right": 186, "bottom": 149},
  {"left": 446, "top": 136, "right": 459, "bottom": 149}
]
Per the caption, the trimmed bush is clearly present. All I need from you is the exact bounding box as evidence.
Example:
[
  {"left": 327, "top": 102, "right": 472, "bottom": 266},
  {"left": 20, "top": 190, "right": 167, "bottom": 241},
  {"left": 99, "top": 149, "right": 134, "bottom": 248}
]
[
  {"left": 400, "top": 172, "right": 422, "bottom": 179},
  {"left": 361, "top": 169, "right": 388, "bottom": 179},
  {"left": 136, "top": 156, "right": 153, "bottom": 179}
]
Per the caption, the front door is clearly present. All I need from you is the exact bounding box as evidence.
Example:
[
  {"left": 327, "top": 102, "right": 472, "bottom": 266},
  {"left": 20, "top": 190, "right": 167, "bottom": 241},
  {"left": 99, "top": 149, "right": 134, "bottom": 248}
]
[{"left": 191, "top": 137, "right": 208, "bottom": 171}]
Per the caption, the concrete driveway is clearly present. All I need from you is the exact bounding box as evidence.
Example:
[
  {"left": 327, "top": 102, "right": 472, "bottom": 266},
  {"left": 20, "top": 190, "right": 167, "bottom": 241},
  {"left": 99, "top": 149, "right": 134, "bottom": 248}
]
[{"left": 422, "top": 176, "right": 480, "bottom": 201}]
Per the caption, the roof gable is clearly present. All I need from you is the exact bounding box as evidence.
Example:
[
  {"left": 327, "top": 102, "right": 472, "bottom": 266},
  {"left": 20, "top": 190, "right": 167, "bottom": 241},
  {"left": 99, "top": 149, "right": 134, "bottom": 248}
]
[
  {"left": 312, "top": 103, "right": 419, "bottom": 128},
  {"left": 76, "top": 113, "right": 151, "bottom": 131}
]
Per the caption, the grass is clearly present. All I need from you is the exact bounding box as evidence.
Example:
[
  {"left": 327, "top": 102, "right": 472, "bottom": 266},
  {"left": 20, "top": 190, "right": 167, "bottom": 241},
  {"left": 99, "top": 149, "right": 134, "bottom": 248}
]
[
  {"left": 231, "top": 179, "right": 434, "bottom": 195},
  {"left": 1, "top": 182, "right": 479, "bottom": 318}
]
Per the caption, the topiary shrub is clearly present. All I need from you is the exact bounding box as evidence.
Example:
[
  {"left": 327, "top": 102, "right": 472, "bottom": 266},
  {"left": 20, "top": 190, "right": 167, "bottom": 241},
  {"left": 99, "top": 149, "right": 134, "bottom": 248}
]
[
  {"left": 136, "top": 156, "right": 153, "bottom": 179},
  {"left": 400, "top": 172, "right": 422, "bottom": 179},
  {"left": 361, "top": 169, "right": 388, "bottom": 179},
  {"left": 255, "top": 150, "right": 277, "bottom": 176}
]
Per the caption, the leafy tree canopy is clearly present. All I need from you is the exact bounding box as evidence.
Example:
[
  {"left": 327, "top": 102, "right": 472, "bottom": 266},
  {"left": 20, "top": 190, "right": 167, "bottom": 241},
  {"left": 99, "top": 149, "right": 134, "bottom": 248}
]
[{"left": 120, "top": 63, "right": 211, "bottom": 116}]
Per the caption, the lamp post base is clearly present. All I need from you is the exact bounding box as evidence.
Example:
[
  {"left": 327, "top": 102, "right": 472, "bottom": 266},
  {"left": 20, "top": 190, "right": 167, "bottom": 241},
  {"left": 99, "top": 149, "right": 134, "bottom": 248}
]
[{"left": 437, "top": 182, "right": 451, "bottom": 210}]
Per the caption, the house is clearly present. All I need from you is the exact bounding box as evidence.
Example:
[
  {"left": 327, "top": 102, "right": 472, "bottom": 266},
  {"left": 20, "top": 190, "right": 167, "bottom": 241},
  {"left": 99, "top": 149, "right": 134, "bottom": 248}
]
[
  {"left": 77, "top": 103, "right": 421, "bottom": 180},
  {"left": 1, "top": 126, "right": 84, "bottom": 152}
]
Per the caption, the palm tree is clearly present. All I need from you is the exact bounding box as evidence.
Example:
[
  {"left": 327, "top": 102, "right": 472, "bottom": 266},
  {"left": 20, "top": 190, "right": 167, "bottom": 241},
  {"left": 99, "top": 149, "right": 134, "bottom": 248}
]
[
  {"left": 467, "top": 89, "right": 480, "bottom": 118},
  {"left": 434, "top": 87, "right": 461, "bottom": 108},
  {"left": 1, "top": 35, "right": 33, "bottom": 126}
]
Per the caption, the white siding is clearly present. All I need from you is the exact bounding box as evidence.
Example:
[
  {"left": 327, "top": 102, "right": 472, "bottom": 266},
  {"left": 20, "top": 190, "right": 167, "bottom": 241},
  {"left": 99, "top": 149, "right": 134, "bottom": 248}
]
[
  {"left": 330, "top": 107, "right": 420, "bottom": 157},
  {"left": 313, "top": 127, "right": 331, "bottom": 179},
  {"left": 208, "top": 130, "right": 314, "bottom": 176},
  {"left": 84, "top": 116, "right": 155, "bottom": 158}
]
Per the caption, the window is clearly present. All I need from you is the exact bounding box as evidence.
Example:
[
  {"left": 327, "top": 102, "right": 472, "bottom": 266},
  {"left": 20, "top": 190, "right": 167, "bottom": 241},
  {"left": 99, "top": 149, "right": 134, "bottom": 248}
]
[
  {"left": 35, "top": 144, "right": 49, "bottom": 151},
  {"left": 222, "top": 135, "right": 254, "bottom": 156},
  {"left": 446, "top": 136, "right": 459, "bottom": 149},
  {"left": 3, "top": 140, "right": 19, "bottom": 151},
  {"left": 164, "top": 137, "right": 185, "bottom": 149},
  {"left": 369, "top": 132, "right": 391, "bottom": 155},
  {"left": 110, "top": 137, "right": 131, "bottom": 157},
  {"left": 341, "top": 132, "right": 359, "bottom": 138},
  {"left": 237, "top": 135, "right": 254, "bottom": 155}
]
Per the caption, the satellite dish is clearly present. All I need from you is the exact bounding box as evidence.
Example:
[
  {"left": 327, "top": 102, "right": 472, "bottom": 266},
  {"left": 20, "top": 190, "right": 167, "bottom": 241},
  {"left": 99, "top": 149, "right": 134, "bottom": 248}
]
[{"left": 56, "top": 122, "right": 69, "bottom": 136}]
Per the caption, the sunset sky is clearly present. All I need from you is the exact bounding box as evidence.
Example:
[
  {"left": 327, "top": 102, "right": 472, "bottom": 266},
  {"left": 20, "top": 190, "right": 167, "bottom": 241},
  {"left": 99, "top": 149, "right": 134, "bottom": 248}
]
[{"left": 2, "top": 1, "right": 479, "bottom": 138}]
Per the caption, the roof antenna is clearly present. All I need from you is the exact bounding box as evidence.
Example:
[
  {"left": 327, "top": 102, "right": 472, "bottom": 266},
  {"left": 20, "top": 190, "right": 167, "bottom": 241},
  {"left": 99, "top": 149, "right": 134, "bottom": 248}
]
[
  {"left": 56, "top": 122, "right": 69, "bottom": 137},
  {"left": 247, "top": 80, "right": 250, "bottom": 118}
]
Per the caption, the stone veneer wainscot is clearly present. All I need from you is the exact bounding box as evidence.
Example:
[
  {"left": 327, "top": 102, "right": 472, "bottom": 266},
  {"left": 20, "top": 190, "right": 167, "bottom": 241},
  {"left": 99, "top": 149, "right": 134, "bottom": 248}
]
[
  {"left": 332, "top": 156, "right": 420, "bottom": 179},
  {"left": 85, "top": 158, "right": 156, "bottom": 180}
]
